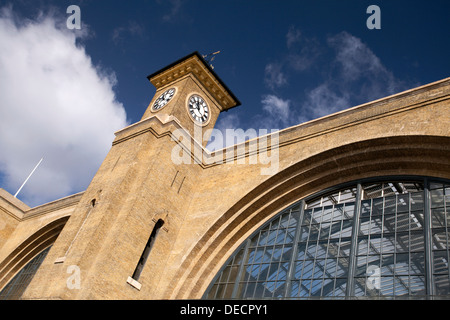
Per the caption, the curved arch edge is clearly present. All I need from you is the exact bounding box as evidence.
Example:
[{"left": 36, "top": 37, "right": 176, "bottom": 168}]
[{"left": 167, "top": 135, "right": 450, "bottom": 299}]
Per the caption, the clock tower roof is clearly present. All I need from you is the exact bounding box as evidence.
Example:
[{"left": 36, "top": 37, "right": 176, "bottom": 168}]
[{"left": 147, "top": 51, "right": 241, "bottom": 112}]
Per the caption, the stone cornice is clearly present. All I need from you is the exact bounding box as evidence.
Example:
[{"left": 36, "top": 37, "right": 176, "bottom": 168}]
[
  {"left": 0, "top": 188, "right": 30, "bottom": 220},
  {"left": 0, "top": 189, "right": 83, "bottom": 221},
  {"left": 148, "top": 52, "right": 240, "bottom": 112}
]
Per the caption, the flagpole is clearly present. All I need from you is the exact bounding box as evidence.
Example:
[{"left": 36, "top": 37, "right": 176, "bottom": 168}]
[{"left": 14, "top": 157, "right": 44, "bottom": 198}]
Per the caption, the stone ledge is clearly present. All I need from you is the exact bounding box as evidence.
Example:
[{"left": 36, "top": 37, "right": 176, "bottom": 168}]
[{"left": 126, "top": 276, "right": 142, "bottom": 291}]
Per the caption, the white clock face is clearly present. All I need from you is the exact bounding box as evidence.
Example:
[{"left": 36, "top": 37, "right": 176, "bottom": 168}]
[
  {"left": 188, "top": 95, "right": 209, "bottom": 124},
  {"left": 152, "top": 88, "right": 175, "bottom": 111}
]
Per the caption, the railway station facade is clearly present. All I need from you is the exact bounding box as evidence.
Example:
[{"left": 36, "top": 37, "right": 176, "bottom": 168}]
[{"left": 0, "top": 52, "right": 449, "bottom": 299}]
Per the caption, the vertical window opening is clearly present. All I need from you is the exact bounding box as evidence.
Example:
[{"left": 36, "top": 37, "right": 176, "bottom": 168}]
[{"left": 132, "top": 219, "right": 164, "bottom": 281}]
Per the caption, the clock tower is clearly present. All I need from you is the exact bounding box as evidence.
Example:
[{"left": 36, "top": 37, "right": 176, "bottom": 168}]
[
  {"left": 18, "top": 52, "right": 241, "bottom": 300},
  {"left": 142, "top": 51, "right": 240, "bottom": 146}
]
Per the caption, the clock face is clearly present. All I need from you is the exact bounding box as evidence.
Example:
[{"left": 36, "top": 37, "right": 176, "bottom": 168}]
[
  {"left": 152, "top": 88, "right": 176, "bottom": 111},
  {"left": 188, "top": 95, "right": 210, "bottom": 124}
]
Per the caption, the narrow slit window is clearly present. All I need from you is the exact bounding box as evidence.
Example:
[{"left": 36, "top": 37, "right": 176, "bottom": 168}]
[{"left": 132, "top": 219, "right": 164, "bottom": 281}]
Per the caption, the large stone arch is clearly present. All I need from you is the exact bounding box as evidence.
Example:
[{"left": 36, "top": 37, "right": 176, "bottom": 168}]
[
  {"left": 168, "top": 135, "right": 450, "bottom": 299},
  {"left": 0, "top": 216, "right": 70, "bottom": 291}
]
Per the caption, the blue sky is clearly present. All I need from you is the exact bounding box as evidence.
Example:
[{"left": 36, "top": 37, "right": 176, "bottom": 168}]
[{"left": 0, "top": 0, "right": 449, "bottom": 206}]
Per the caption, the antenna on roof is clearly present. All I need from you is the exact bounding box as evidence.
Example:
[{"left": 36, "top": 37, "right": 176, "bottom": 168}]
[
  {"left": 202, "top": 51, "right": 221, "bottom": 69},
  {"left": 14, "top": 157, "right": 43, "bottom": 198}
]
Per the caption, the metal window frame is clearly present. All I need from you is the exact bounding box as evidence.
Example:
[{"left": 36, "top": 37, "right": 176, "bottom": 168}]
[
  {"left": 202, "top": 176, "right": 450, "bottom": 300},
  {"left": 0, "top": 246, "right": 52, "bottom": 300}
]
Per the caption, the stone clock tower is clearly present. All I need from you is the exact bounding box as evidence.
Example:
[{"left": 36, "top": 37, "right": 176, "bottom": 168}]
[
  {"left": 20, "top": 52, "right": 240, "bottom": 300},
  {"left": 142, "top": 51, "right": 240, "bottom": 146}
]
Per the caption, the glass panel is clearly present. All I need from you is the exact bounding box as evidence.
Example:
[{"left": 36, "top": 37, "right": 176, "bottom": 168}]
[
  {"left": 433, "top": 250, "right": 449, "bottom": 274},
  {"left": 204, "top": 178, "right": 450, "bottom": 300},
  {"left": 409, "top": 276, "right": 426, "bottom": 295},
  {"left": 431, "top": 188, "right": 444, "bottom": 208},
  {"left": 434, "top": 275, "right": 450, "bottom": 295},
  {"left": 0, "top": 246, "right": 51, "bottom": 300},
  {"left": 353, "top": 187, "right": 426, "bottom": 298},
  {"left": 290, "top": 198, "right": 356, "bottom": 298},
  {"left": 430, "top": 182, "right": 450, "bottom": 297},
  {"left": 227, "top": 207, "right": 301, "bottom": 299},
  {"left": 307, "top": 187, "right": 357, "bottom": 209},
  {"left": 432, "top": 208, "right": 446, "bottom": 228}
]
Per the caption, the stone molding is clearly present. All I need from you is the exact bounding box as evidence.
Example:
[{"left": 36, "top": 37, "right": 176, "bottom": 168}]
[{"left": 149, "top": 53, "right": 239, "bottom": 112}]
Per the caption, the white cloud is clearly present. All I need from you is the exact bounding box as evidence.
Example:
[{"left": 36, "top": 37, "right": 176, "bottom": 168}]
[
  {"left": 300, "top": 31, "right": 409, "bottom": 122},
  {"left": 286, "top": 27, "right": 320, "bottom": 72},
  {"left": 0, "top": 7, "right": 128, "bottom": 206},
  {"left": 261, "top": 28, "right": 411, "bottom": 127},
  {"left": 264, "top": 27, "right": 320, "bottom": 91},
  {"left": 301, "top": 83, "right": 351, "bottom": 121},
  {"left": 112, "top": 20, "right": 145, "bottom": 45},
  {"left": 327, "top": 31, "right": 400, "bottom": 90},
  {"left": 286, "top": 25, "right": 302, "bottom": 49},
  {"left": 264, "top": 63, "right": 287, "bottom": 90},
  {"left": 261, "top": 95, "right": 291, "bottom": 128},
  {"left": 160, "top": 0, "right": 183, "bottom": 22}
]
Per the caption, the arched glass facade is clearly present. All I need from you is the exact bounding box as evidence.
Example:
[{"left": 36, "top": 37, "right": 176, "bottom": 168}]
[
  {"left": 204, "top": 177, "right": 450, "bottom": 299},
  {"left": 0, "top": 246, "right": 51, "bottom": 300}
]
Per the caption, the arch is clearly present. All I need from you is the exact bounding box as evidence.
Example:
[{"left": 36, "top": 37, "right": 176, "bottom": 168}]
[
  {"left": 202, "top": 177, "right": 450, "bottom": 298},
  {"left": 167, "top": 135, "right": 450, "bottom": 299},
  {"left": 0, "top": 216, "right": 70, "bottom": 292}
]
